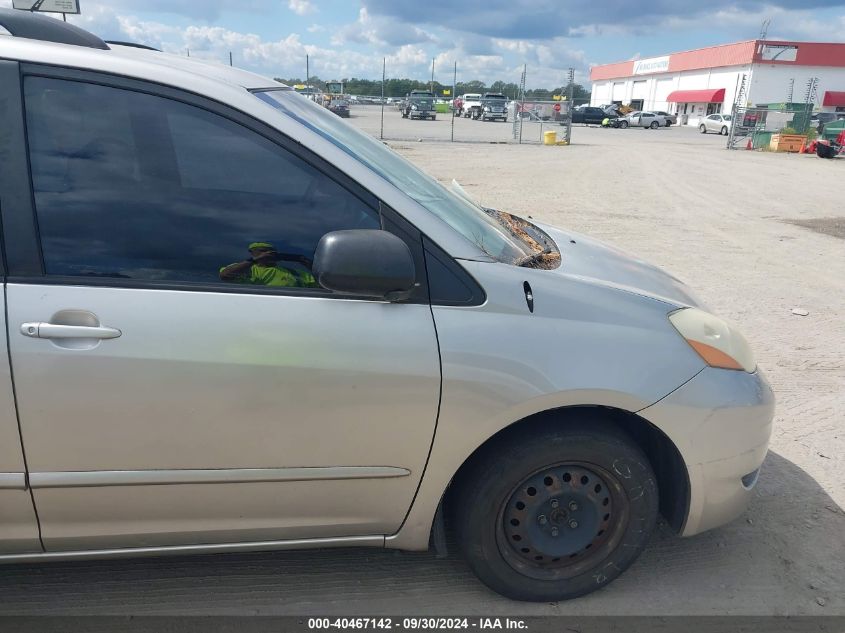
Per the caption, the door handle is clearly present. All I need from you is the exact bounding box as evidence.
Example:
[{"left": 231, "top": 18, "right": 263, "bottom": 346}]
[{"left": 20, "top": 322, "right": 122, "bottom": 340}]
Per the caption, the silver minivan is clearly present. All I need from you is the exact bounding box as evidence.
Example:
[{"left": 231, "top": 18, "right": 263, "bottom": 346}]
[{"left": 0, "top": 10, "right": 773, "bottom": 602}]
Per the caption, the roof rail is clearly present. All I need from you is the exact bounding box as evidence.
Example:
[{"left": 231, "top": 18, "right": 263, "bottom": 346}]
[
  {"left": 0, "top": 8, "right": 109, "bottom": 50},
  {"left": 105, "top": 40, "right": 161, "bottom": 52}
]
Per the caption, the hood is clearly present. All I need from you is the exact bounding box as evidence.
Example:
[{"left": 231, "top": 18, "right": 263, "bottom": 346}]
[{"left": 534, "top": 221, "right": 705, "bottom": 309}]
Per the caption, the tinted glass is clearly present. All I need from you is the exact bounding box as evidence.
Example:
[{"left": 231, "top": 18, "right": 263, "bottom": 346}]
[
  {"left": 256, "top": 90, "right": 533, "bottom": 264},
  {"left": 24, "top": 77, "right": 379, "bottom": 285}
]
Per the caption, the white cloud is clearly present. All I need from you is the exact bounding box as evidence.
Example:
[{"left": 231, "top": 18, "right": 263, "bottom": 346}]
[
  {"left": 288, "top": 0, "right": 316, "bottom": 16},
  {"left": 573, "top": 5, "right": 845, "bottom": 44},
  {"left": 332, "top": 7, "right": 435, "bottom": 48},
  {"left": 0, "top": 0, "right": 599, "bottom": 86}
]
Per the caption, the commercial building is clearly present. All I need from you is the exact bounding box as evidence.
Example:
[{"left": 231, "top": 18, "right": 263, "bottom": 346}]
[{"left": 589, "top": 40, "right": 845, "bottom": 126}]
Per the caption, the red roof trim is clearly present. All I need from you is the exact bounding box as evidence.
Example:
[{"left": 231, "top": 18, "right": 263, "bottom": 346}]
[
  {"left": 668, "top": 41, "right": 755, "bottom": 73},
  {"left": 666, "top": 89, "right": 726, "bottom": 103},
  {"left": 590, "top": 60, "right": 635, "bottom": 81},
  {"left": 591, "top": 39, "right": 845, "bottom": 81},
  {"left": 823, "top": 91, "right": 845, "bottom": 107},
  {"left": 753, "top": 41, "right": 845, "bottom": 67}
]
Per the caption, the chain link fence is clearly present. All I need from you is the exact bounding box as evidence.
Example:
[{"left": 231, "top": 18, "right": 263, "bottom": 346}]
[{"left": 318, "top": 63, "right": 586, "bottom": 145}]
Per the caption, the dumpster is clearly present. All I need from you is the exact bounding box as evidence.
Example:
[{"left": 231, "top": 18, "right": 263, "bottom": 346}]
[
  {"left": 752, "top": 131, "right": 774, "bottom": 149},
  {"left": 821, "top": 119, "right": 845, "bottom": 142}
]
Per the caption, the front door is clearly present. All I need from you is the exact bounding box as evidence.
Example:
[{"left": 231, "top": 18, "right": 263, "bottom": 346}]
[
  {"left": 0, "top": 290, "right": 41, "bottom": 554},
  {"left": 6, "top": 72, "right": 441, "bottom": 551},
  {"left": 0, "top": 60, "right": 42, "bottom": 555}
]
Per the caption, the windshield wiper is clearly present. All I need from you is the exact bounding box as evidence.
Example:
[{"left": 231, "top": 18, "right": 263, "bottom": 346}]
[{"left": 516, "top": 248, "right": 555, "bottom": 267}]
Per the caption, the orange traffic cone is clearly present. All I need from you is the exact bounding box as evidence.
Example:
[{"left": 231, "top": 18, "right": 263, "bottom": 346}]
[
  {"left": 799, "top": 140, "right": 807, "bottom": 154},
  {"left": 745, "top": 138, "right": 753, "bottom": 150}
]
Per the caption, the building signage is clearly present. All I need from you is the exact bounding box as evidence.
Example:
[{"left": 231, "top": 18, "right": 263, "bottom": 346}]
[
  {"left": 759, "top": 45, "right": 798, "bottom": 62},
  {"left": 633, "top": 56, "right": 670, "bottom": 75},
  {"left": 12, "top": 0, "right": 80, "bottom": 14}
]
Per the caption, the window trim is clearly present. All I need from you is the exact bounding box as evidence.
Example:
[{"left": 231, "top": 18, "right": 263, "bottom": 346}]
[
  {"left": 12, "top": 64, "right": 431, "bottom": 304},
  {"left": 0, "top": 60, "right": 34, "bottom": 278}
]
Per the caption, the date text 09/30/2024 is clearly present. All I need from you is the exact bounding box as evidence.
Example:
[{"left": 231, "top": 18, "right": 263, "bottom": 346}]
[{"left": 307, "top": 618, "right": 528, "bottom": 630}]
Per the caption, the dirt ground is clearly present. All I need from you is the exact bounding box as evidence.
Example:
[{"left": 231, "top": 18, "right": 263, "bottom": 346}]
[{"left": 0, "top": 108, "right": 842, "bottom": 617}]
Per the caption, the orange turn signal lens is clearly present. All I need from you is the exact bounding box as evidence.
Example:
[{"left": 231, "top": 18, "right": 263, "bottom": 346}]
[{"left": 686, "top": 339, "right": 744, "bottom": 371}]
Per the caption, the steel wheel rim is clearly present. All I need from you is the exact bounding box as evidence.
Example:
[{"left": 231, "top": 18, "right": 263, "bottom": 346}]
[{"left": 496, "top": 461, "right": 630, "bottom": 581}]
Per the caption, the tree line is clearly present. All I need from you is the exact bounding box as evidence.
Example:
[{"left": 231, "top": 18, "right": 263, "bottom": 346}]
[{"left": 274, "top": 76, "right": 591, "bottom": 103}]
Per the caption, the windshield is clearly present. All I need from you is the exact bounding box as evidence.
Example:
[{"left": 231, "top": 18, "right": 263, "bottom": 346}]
[{"left": 254, "top": 89, "right": 533, "bottom": 263}]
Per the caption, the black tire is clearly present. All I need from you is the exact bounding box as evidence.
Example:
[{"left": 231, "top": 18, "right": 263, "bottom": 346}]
[
  {"left": 454, "top": 419, "right": 658, "bottom": 602},
  {"left": 649, "top": 121, "right": 659, "bottom": 129},
  {"left": 699, "top": 125, "right": 707, "bottom": 134},
  {"left": 619, "top": 120, "right": 629, "bottom": 129},
  {"left": 721, "top": 126, "right": 728, "bottom": 136},
  {"left": 431, "top": 115, "right": 436, "bottom": 120},
  {"left": 665, "top": 121, "right": 672, "bottom": 127}
]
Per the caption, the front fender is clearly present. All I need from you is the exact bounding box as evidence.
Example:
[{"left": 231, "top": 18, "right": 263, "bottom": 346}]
[{"left": 388, "top": 261, "right": 705, "bottom": 550}]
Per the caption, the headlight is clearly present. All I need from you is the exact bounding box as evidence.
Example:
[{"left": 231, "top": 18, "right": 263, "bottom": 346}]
[
  {"left": 411, "top": 105, "right": 418, "bottom": 110},
  {"left": 669, "top": 308, "right": 756, "bottom": 372},
  {"left": 484, "top": 106, "right": 491, "bottom": 111}
]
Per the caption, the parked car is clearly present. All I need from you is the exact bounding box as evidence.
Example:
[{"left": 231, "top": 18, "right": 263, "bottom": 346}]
[
  {"left": 0, "top": 9, "right": 774, "bottom": 603},
  {"left": 653, "top": 111, "right": 678, "bottom": 125},
  {"left": 618, "top": 111, "right": 669, "bottom": 129},
  {"left": 699, "top": 113, "right": 733, "bottom": 135},
  {"left": 327, "top": 97, "right": 350, "bottom": 118},
  {"left": 401, "top": 90, "right": 436, "bottom": 120},
  {"left": 480, "top": 93, "right": 508, "bottom": 121},
  {"left": 572, "top": 106, "right": 614, "bottom": 125}
]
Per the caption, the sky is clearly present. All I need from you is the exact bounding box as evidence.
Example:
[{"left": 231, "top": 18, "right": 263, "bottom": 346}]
[{"left": 3, "top": 1, "right": 845, "bottom": 88}]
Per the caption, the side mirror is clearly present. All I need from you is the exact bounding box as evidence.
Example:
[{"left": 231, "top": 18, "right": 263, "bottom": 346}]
[{"left": 313, "top": 230, "right": 416, "bottom": 300}]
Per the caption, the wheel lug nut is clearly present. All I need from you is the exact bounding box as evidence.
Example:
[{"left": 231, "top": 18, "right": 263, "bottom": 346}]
[
  {"left": 569, "top": 520, "right": 578, "bottom": 529},
  {"left": 550, "top": 499, "right": 559, "bottom": 509},
  {"left": 551, "top": 527, "right": 559, "bottom": 537},
  {"left": 538, "top": 515, "right": 547, "bottom": 525},
  {"left": 569, "top": 501, "right": 578, "bottom": 511}
]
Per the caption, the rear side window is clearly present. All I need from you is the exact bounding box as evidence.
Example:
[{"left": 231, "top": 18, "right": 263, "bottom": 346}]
[{"left": 23, "top": 77, "right": 379, "bottom": 285}]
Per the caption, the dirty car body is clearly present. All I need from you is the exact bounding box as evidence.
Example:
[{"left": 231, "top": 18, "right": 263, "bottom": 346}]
[{"left": 0, "top": 9, "right": 773, "bottom": 602}]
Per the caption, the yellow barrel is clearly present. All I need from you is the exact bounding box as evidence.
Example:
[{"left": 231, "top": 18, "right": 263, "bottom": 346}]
[{"left": 543, "top": 130, "right": 557, "bottom": 145}]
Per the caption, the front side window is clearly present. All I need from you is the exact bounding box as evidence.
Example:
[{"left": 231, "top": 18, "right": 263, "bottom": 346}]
[
  {"left": 255, "top": 89, "right": 535, "bottom": 264},
  {"left": 24, "top": 77, "right": 379, "bottom": 287}
]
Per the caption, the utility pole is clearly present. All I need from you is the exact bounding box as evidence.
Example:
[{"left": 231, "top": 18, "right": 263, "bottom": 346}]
[
  {"left": 759, "top": 19, "right": 771, "bottom": 40},
  {"left": 430, "top": 58, "right": 435, "bottom": 93},
  {"left": 306, "top": 54, "right": 310, "bottom": 86},
  {"left": 451, "top": 61, "right": 456, "bottom": 142},
  {"left": 229, "top": 51, "right": 233, "bottom": 66},
  {"left": 380, "top": 57, "right": 385, "bottom": 140},
  {"left": 565, "top": 67, "right": 575, "bottom": 144}
]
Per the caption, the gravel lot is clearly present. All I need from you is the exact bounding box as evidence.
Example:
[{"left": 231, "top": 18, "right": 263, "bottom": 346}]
[{"left": 1, "top": 106, "right": 843, "bottom": 617}]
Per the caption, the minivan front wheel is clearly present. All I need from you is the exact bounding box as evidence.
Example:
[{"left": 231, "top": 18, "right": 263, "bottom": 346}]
[{"left": 455, "top": 422, "right": 658, "bottom": 601}]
